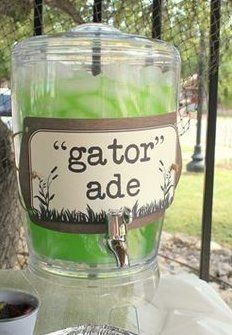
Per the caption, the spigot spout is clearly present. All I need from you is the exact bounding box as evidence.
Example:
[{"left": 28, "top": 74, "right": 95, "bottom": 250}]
[
  {"left": 108, "top": 239, "right": 129, "bottom": 268},
  {"left": 106, "top": 208, "right": 133, "bottom": 268}
]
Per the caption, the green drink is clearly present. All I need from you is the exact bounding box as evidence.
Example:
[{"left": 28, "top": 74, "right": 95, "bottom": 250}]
[{"left": 12, "top": 24, "right": 180, "bottom": 276}]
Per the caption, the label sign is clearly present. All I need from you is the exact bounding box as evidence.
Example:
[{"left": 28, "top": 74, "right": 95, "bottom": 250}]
[{"left": 19, "top": 113, "right": 181, "bottom": 233}]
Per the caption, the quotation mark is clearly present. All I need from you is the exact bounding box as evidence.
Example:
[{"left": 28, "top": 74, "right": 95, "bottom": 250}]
[
  {"left": 154, "top": 136, "right": 164, "bottom": 145},
  {"left": 53, "top": 141, "right": 67, "bottom": 150}
]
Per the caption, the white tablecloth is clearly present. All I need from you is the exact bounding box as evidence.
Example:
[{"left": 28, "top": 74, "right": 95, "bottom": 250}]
[{"left": 0, "top": 269, "right": 231, "bottom": 334}]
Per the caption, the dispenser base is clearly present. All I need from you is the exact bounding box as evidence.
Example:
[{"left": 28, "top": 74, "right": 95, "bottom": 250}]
[{"left": 29, "top": 251, "right": 159, "bottom": 279}]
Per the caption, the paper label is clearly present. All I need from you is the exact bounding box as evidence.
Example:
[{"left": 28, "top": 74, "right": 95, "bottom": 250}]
[{"left": 19, "top": 113, "right": 181, "bottom": 233}]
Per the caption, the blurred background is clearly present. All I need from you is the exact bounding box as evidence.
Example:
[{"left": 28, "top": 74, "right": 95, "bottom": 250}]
[{"left": 0, "top": 0, "right": 231, "bottom": 305}]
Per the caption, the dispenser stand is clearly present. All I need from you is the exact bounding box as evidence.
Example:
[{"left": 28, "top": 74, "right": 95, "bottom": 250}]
[
  {"left": 1, "top": 268, "right": 232, "bottom": 334},
  {"left": 0, "top": 265, "right": 164, "bottom": 335}
]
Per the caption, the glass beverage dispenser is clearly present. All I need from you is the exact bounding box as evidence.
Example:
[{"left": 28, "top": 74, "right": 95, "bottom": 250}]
[{"left": 12, "top": 24, "right": 181, "bottom": 280}]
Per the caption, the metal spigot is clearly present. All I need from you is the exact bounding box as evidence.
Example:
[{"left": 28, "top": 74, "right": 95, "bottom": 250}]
[{"left": 106, "top": 207, "right": 133, "bottom": 268}]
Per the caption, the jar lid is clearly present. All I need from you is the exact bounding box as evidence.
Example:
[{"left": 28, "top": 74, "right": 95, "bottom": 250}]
[{"left": 12, "top": 23, "right": 180, "bottom": 64}]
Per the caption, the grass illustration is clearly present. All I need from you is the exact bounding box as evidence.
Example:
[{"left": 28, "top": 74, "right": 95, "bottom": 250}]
[
  {"left": 34, "top": 166, "right": 58, "bottom": 211},
  {"left": 159, "top": 160, "right": 174, "bottom": 208},
  {"left": 132, "top": 199, "right": 162, "bottom": 219},
  {"left": 33, "top": 197, "right": 173, "bottom": 225},
  {"left": 33, "top": 161, "right": 174, "bottom": 225},
  {"left": 33, "top": 204, "right": 108, "bottom": 225}
]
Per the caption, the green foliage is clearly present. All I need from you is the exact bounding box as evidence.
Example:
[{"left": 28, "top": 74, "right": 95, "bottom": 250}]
[
  {"left": 219, "top": 53, "right": 232, "bottom": 108},
  {"left": 0, "top": 0, "right": 31, "bottom": 22}
]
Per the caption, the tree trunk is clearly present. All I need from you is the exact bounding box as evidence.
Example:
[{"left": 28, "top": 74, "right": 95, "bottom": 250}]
[{"left": 0, "top": 119, "right": 28, "bottom": 269}]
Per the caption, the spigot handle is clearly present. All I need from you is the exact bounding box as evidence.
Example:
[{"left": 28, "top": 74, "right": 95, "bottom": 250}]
[{"left": 107, "top": 207, "right": 132, "bottom": 240}]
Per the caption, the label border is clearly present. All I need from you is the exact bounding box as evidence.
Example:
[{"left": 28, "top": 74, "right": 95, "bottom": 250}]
[{"left": 19, "top": 112, "right": 182, "bottom": 234}]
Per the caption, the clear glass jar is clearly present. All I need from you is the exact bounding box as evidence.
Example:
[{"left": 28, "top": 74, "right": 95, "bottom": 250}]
[{"left": 12, "top": 24, "right": 181, "bottom": 278}]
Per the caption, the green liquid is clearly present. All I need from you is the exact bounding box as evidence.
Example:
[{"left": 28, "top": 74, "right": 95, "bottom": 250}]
[{"left": 18, "top": 71, "right": 174, "bottom": 267}]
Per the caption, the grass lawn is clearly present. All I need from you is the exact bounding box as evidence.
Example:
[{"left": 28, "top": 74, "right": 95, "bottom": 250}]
[{"left": 164, "top": 164, "right": 232, "bottom": 248}]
